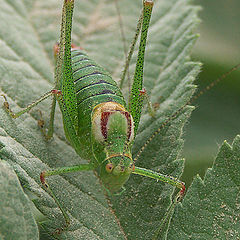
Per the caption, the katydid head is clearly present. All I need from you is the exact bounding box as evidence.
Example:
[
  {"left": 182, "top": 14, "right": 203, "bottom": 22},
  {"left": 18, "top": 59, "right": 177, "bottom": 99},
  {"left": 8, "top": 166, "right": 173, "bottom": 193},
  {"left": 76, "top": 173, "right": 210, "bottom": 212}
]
[
  {"left": 91, "top": 102, "right": 135, "bottom": 192},
  {"left": 99, "top": 154, "right": 135, "bottom": 193}
]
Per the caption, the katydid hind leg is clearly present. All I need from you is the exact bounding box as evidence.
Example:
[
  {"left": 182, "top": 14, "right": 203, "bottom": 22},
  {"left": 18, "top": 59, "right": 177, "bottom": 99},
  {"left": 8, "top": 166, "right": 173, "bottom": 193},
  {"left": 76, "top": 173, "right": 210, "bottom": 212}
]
[
  {"left": 46, "top": 1, "right": 70, "bottom": 140},
  {"left": 47, "top": 0, "right": 79, "bottom": 140},
  {"left": 129, "top": 0, "right": 153, "bottom": 135},
  {"left": 59, "top": 0, "right": 79, "bottom": 133},
  {"left": 40, "top": 0, "right": 79, "bottom": 140}
]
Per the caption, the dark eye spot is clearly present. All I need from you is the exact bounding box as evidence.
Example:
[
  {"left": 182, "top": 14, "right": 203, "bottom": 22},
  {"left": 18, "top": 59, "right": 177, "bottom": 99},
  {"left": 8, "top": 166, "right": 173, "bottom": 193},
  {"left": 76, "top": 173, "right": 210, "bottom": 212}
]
[{"left": 106, "top": 163, "right": 114, "bottom": 173}]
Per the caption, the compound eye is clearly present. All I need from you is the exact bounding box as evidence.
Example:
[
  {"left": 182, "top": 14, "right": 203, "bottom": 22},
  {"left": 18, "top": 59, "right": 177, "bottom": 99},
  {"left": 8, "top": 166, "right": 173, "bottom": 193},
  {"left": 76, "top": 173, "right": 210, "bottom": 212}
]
[{"left": 105, "top": 163, "right": 114, "bottom": 173}]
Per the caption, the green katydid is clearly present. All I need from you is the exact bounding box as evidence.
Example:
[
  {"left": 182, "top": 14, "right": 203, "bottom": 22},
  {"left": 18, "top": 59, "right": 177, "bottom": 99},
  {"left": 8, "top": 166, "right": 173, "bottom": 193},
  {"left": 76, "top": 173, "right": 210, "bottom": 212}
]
[
  {"left": 1, "top": 0, "right": 187, "bottom": 234},
  {"left": 2, "top": 0, "right": 240, "bottom": 238}
]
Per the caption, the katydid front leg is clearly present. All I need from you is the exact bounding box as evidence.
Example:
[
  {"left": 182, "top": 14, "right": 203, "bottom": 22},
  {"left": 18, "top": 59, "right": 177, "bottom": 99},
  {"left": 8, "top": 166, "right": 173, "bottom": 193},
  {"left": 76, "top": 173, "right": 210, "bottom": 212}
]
[
  {"left": 40, "top": 163, "right": 96, "bottom": 233},
  {"left": 127, "top": 1, "right": 186, "bottom": 235}
]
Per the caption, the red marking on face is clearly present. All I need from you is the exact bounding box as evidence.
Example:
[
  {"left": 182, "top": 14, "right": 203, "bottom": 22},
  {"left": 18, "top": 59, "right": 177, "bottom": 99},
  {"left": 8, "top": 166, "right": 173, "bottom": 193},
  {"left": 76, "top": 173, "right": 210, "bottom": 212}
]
[
  {"left": 123, "top": 112, "right": 132, "bottom": 141},
  {"left": 101, "top": 112, "right": 112, "bottom": 140},
  {"left": 100, "top": 110, "right": 133, "bottom": 141}
]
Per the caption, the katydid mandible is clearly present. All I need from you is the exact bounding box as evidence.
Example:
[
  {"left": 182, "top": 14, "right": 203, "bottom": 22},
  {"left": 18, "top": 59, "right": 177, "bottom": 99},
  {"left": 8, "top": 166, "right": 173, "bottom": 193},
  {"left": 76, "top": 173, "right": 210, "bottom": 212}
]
[{"left": 2, "top": 0, "right": 186, "bottom": 233}]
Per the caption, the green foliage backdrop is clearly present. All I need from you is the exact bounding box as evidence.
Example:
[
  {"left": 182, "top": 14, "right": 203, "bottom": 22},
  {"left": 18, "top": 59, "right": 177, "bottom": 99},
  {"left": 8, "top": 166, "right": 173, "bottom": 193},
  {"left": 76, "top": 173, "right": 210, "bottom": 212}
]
[
  {"left": 183, "top": 0, "right": 240, "bottom": 186},
  {"left": 0, "top": 0, "right": 239, "bottom": 239}
]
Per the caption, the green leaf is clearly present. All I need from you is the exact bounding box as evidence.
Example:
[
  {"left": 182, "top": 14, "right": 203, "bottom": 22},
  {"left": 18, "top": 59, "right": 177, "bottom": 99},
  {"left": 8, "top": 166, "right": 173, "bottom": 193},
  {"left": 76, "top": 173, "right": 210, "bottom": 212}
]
[
  {"left": 168, "top": 135, "right": 240, "bottom": 239},
  {"left": 0, "top": 0, "right": 199, "bottom": 239},
  {"left": 0, "top": 160, "right": 39, "bottom": 240}
]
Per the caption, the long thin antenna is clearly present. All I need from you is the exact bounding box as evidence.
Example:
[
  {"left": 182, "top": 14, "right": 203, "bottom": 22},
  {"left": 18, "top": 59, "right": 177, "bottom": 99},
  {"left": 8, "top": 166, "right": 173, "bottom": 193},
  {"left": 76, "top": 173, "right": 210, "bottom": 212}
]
[
  {"left": 119, "top": 8, "right": 144, "bottom": 90},
  {"left": 134, "top": 63, "right": 240, "bottom": 162},
  {"left": 114, "top": 0, "right": 128, "bottom": 59},
  {"left": 191, "top": 63, "right": 240, "bottom": 102},
  {"left": 114, "top": 0, "right": 132, "bottom": 93}
]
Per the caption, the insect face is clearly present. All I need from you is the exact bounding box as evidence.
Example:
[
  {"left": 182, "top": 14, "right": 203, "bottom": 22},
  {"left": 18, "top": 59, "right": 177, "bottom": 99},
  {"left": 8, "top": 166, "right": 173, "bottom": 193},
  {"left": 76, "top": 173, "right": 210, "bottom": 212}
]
[{"left": 99, "top": 154, "right": 135, "bottom": 193}]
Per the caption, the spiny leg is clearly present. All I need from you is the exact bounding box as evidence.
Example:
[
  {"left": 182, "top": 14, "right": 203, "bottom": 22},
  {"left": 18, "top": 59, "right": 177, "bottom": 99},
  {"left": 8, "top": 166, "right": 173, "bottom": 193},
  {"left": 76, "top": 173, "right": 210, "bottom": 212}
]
[
  {"left": 132, "top": 167, "right": 185, "bottom": 199},
  {"left": 51, "top": 11, "right": 88, "bottom": 156},
  {"left": 59, "top": 0, "right": 78, "bottom": 133},
  {"left": 40, "top": 163, "right": 96, "bottom": 233},
  {"left": 47, "top": 0, "right": 84, "bottom": 159},
  {"left": 1, "top": 91, "right": 53, "bottom": 119},
  {"left": 41, "top": 0, "right": 78, "bottom": 139},
  {"left": 129, "top": 0, "right": 153, "bottom": 134},
  {"left": 47, "top": 0, "right": 78, "bottom": 140}
]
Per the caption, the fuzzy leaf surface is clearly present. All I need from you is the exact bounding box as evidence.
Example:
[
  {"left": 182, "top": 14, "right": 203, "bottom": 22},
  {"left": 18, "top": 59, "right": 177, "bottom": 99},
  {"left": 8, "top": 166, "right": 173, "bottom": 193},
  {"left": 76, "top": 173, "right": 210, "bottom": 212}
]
[
  {"left": 0, "top": 160, "right": 38, "bottom": 240},
  {"left": 167, "top": 135, "right": 240, "bottom": 240},
  {"left": 0, "top": 0, "right": 199, "bottom": 239}
]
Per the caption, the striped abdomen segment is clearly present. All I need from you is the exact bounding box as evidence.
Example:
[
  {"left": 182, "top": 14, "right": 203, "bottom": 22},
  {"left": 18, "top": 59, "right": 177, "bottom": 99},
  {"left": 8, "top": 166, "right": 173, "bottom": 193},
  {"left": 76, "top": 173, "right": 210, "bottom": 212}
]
[
  {"left": 71, "top": 50, "right": 125, "bottom": 108},
  {"left": 71, "top": 49, "right": 126, "bottom": 147}
]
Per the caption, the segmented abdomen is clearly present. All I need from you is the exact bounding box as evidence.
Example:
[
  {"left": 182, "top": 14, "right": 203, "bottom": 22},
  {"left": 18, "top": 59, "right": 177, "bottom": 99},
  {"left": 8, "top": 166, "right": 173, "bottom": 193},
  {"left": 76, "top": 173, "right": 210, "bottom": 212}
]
[
  {"left": 71, "top": 49, "right": 126, "bottom": 151},
  {"left": 72, "top": 50, "right": 125, "bottom": 107}
]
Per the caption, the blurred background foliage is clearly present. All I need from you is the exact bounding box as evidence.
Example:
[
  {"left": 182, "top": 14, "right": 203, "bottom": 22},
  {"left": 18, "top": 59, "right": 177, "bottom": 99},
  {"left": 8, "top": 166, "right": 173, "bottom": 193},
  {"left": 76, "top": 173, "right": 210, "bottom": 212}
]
[{"left": 182, "top": 0, "right": 240, "bottom": 187}]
